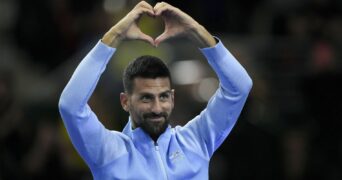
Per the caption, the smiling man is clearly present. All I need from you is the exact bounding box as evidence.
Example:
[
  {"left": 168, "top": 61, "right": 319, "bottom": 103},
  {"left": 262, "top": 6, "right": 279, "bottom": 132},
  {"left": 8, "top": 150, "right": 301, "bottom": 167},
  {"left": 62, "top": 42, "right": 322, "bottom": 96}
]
[
  {"left": 59, "top": 1, "right": 252, "bottom": 179},
  {"left": 121, "top": 55, "right": 174, "bottom": 142}
]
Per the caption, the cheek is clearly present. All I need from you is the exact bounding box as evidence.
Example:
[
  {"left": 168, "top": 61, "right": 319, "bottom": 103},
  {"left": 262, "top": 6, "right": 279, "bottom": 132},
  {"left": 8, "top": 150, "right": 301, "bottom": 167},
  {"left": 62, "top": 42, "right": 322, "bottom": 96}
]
[
  {"left": 130, "top": 102, "right": 149, "bottom": 115},
  {"left": 164, "top": 102, "right": 174, "bottom": 112},
  {"left": 129, "top": 105, "right": 144, "bottom": 125}
]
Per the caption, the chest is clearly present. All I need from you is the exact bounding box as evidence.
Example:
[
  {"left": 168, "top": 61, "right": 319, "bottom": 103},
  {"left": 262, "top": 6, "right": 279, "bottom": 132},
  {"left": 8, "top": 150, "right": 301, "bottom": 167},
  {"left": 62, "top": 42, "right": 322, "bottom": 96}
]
[{"left": 95, "top": 140, "right": 208, "bottom": 180}]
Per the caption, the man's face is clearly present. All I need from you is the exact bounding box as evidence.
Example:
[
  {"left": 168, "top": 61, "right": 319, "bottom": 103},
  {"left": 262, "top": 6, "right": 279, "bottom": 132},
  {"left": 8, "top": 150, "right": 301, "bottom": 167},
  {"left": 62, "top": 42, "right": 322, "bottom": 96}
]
[{"left": 120, "top": 77, "right": 174, "bottom": 140}]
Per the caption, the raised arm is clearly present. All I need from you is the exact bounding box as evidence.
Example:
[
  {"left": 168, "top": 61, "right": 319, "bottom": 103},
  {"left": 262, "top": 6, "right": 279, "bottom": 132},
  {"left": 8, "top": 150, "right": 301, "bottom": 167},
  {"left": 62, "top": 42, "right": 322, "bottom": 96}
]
[
  {"left": 154, "top": 2, "right": 253, "bottom": 157},
  {"left": 58, "top": 1, "right": 155, "bottom": 167}
]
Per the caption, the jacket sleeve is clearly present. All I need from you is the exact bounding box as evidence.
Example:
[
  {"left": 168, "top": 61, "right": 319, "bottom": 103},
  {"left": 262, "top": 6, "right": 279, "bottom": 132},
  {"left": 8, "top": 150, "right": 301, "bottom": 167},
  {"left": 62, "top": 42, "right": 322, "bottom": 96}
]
[
  {"left": 178, "top": 38, "right": 253, "bottom": 159},
  {"left": 58, "top": 41, "right": 127, "bottom": 167}
]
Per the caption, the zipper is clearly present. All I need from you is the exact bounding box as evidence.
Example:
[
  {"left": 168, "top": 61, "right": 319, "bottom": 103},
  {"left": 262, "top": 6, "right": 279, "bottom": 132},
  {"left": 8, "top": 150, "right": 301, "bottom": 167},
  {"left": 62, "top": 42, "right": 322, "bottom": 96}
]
[{"left": 154, "top": 142, "right": 168, "bottom": 180}]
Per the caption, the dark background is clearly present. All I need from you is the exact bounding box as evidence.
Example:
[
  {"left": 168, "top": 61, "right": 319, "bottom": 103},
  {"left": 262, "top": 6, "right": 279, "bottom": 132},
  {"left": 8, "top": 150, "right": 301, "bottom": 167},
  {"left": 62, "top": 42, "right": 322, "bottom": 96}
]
[{"left": 1, "top": 0, "right": 341, "bottom": 179}]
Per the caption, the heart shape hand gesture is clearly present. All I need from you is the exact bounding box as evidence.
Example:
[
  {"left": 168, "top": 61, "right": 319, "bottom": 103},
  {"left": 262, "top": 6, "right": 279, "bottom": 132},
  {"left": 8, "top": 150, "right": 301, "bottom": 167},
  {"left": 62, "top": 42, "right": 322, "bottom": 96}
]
[{"left": 102, "top": 1, "right": 216, "bottom": 48}]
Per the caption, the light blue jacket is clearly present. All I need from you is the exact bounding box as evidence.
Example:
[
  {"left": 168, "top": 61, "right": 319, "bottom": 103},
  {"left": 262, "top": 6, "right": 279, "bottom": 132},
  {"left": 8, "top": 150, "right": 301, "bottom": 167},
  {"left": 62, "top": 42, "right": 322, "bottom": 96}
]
[{"left": 58, "top": 38, "right": 252, "bottom": 180}]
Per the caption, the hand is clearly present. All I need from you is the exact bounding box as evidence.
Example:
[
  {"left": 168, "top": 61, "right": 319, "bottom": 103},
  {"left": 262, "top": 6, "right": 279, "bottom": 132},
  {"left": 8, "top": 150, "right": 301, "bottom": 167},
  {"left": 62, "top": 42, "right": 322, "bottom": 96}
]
[
  {"left": 154, "top": 2, "right": 216, "bottom": 48},
  {"left": 102, "top": 1, "right": 216, "bottom": 48},
  {"left": 102, "top": 1, "right": 155, "bottom": 47}
]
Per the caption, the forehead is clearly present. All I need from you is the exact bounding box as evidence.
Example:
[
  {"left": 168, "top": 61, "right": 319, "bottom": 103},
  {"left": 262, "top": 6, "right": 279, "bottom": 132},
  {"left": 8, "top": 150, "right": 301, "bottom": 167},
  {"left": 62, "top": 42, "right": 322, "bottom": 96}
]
[{"left": 132, "top": 77, "right": 171, "bottom": 94}]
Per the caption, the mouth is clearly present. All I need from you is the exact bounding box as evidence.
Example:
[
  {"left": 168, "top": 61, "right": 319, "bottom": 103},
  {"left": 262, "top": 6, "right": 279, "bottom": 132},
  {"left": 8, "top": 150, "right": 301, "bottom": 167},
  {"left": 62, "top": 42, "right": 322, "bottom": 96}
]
[
  {"left": 147, "top": 116, "right": 164, "bottom": 122},
  {"left": 143, "top": 112, "right": 168, "bottom": 123}
]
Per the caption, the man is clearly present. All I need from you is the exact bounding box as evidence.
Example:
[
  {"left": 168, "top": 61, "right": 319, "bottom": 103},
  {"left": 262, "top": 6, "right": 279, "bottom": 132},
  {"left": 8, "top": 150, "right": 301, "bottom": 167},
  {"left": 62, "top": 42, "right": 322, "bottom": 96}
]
[{"left": 59, "top": 1, "right": 252, "bottom": 179}]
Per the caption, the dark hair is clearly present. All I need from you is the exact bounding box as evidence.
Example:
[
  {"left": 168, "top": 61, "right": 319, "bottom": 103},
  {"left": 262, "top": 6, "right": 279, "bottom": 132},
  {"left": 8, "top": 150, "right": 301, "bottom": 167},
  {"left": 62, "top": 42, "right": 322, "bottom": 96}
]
[{"left": 123, "top": 55, "right": 172, "bottom": 94}]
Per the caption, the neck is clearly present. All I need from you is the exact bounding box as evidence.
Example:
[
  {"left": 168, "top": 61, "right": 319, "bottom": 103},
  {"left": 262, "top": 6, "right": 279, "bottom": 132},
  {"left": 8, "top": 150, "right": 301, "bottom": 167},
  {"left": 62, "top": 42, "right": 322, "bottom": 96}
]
[{"left": 150, "top": 134, "right": 159, "bottom": 142}]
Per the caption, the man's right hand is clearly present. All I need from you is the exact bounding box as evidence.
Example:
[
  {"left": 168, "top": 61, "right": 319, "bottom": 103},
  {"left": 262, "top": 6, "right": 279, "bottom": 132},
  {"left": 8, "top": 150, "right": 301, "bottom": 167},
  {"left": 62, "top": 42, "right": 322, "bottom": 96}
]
[
  {"left": 102, "top": 1, "right": 155, "bottom": 48},
  {"left": 153, "top": 2, "right": 216, "bottom": 48}
]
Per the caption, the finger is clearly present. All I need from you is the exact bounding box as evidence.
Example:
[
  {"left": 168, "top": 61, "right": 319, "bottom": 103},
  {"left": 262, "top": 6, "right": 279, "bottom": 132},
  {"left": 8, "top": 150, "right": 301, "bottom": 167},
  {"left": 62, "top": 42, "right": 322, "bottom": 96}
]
[
  {"left": 137, "top": 32, "right": 155, "bottom": 46},
  {"left": 154, "top": 2, "right": 170, "bottom": 16},
  {"left": 139, "top": 1, "right": 154, "bottom": 11},
  {"left": 134, "top": 5, "right": 154, "bottom": 17},
  {"left": 135, "top": 1, "right": 152, "bottom": 9},
  {"left": 140, "top": 7, "right": 155, "bottom": 17},
  {"left": 154, "top": 31, "right": 169, "bottom": 47},
  {"left": 136, "top": 1, "right": 155, "bottom": 16},
  {"left": 153, "top": 2, "right": 164, "bottom": 10}
]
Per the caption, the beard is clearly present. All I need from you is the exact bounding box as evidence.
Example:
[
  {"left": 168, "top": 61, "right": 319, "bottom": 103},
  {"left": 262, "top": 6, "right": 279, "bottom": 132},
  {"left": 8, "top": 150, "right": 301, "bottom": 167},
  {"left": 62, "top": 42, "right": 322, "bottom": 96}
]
[{"left": 138, "top": 112, "right": 170, "bottom": 140}]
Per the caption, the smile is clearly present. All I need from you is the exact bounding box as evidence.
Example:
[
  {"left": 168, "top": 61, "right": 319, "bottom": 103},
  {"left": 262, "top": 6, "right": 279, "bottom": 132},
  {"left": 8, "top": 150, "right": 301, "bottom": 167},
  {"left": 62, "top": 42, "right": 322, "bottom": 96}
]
[{"left": 147, "top": 116, "right": 164, "bottom": 122}]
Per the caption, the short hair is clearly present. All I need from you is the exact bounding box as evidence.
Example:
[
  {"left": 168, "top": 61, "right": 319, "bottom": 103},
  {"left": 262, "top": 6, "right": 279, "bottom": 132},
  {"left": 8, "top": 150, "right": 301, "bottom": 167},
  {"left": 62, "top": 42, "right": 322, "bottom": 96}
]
[{"left": 123, "top": 55, "right": 172, "bottom": 94}]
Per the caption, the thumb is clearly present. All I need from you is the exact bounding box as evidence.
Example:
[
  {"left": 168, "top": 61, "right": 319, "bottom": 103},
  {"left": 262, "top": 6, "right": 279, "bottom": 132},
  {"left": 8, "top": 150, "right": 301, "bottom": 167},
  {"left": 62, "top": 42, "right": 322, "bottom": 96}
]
[
  {"left": 154, "top": 31, "right": 169, "bottom": 47},
  {"left": 137, "top": 32, "right": 155, "bottom": 46}
]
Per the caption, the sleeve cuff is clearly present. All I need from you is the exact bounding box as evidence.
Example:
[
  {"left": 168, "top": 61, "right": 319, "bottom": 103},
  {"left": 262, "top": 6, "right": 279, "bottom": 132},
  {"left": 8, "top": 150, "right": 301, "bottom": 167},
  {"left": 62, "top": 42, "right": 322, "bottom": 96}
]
[
  {"left": 96, "top": 40, "right": 116, "bottom": 53},
  {"left": 85, "top": 40, "right": 116, "bottom": 63},
  {"left": 199, "top": 37, "right": 230, "bottom": 63}
]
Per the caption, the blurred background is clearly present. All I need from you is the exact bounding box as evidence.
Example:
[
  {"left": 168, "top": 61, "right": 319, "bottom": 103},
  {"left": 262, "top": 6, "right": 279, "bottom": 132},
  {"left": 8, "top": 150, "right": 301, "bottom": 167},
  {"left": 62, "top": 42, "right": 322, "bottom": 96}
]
[{"left": 1, "top": 0, "right": 341, "bottom": 179}]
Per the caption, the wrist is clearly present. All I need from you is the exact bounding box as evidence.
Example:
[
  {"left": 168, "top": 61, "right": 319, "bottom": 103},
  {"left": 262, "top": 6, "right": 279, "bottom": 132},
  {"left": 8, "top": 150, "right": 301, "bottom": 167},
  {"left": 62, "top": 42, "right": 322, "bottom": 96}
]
[
  {"left": 101, "top": 29, "right": 123, "bottom": 48},
  {"left": 192, "top": 25, "right": 216, "bottom": 48}
]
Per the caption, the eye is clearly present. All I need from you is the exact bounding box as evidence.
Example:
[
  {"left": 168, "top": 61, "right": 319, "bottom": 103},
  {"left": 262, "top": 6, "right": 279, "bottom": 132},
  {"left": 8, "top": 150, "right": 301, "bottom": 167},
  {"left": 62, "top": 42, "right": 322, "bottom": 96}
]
[
  {"left": 141, "top": 95, "right": 153, "bottom": 103},
  {"left": 160, "top": 93, "right": 170, "bottom": 101}
]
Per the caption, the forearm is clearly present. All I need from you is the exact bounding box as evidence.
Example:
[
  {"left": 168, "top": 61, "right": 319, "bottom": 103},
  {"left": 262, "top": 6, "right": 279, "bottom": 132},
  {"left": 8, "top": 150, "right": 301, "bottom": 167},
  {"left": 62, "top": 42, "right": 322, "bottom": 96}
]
[
  {"left": 192, "top": 38, "right": 252, "bottom": 155},
  {"left": 58, "top": 42, "right": 128, "bottom": 167},
  {"left": 192, "top": 24, "right": 216, "bottom": 48},
  {"left": 201, "top": 38, "right": 252, "bottom": 95},
  {"left": 59, "top": 41, "right": 116, "bottom": 116}
]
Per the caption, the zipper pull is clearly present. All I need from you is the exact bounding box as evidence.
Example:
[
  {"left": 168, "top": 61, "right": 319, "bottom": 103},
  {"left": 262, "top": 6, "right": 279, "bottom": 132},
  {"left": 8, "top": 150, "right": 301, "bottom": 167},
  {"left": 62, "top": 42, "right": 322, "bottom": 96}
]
[{"left": 154, "top": 142, "right": 159, "bottom": 151}]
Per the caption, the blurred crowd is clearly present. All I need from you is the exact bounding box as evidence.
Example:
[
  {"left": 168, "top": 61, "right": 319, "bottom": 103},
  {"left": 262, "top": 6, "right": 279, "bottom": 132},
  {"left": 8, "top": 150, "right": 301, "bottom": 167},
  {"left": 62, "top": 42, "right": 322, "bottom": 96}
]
[{"left": 1, "top": 0, "right": 341, "bottom": 179}]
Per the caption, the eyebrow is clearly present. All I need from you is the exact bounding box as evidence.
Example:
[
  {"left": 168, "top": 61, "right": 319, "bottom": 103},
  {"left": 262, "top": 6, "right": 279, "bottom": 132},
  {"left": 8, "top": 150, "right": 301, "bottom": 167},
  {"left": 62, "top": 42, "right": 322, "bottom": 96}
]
[{"left": 139, "top": 90, "right": 172, "bottom": 96}]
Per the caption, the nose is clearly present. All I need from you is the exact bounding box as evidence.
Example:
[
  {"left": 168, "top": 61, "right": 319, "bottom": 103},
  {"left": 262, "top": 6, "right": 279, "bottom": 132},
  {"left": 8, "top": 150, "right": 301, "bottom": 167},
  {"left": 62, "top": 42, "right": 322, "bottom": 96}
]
[{"left": 151, "top": 99, "right": 163, "bottom": 114}]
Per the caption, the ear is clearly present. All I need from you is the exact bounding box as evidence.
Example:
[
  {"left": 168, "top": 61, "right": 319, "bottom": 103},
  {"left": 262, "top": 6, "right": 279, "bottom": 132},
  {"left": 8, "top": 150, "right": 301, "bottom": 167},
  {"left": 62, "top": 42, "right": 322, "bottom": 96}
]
[{"left": 120, "top": 92, "right": 129, "bottom": 112}]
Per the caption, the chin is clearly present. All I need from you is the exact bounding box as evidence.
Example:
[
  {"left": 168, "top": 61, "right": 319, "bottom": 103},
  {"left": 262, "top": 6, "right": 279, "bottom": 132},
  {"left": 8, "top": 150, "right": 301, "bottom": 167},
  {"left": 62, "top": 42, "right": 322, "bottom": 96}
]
[{"left": 144, "top": 120, "right": 168, "bottom": 137}]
